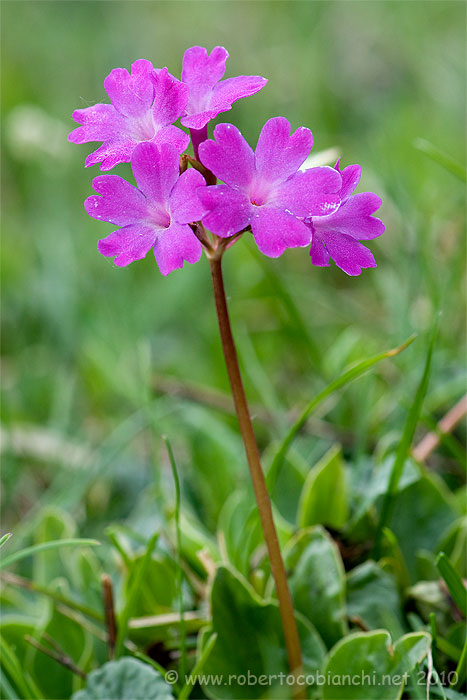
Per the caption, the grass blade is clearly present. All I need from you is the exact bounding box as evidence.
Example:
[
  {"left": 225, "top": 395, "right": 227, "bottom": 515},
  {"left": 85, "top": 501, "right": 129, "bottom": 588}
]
[
  {"left": 164, "top": 436, "right": 186, "bottom": 683},
  {"left": 0, "top": 570, "right": 103, "bottom": 621},
  {"left": 0, "top": 538, "right": 100, "bottom": 571},
  {"left": 436, "top": 552, "right": 467, "bottom": 616},
  {"left": 0, "top": 533, "right": 12, "bottom": 549},
  {"left": 114, "top": 531, "right": 159, "bottom": 658},
  {"left": 414, "top": 138, "right": 467, "bottom": 182},
  {"left": 451, "top": 636, "right": 467, "bottom": 690},
  {"left": 266, "top": 335, "right": 416, "bottom": 491},
  {"left": 374, "top": 323, "right": 437, "bottom": 556},
  {"left": 179, "top": 633, "right": 218, "bottom": 700},
  {"left": 0, "top": 636, "right": 42, "bottom": 699}
]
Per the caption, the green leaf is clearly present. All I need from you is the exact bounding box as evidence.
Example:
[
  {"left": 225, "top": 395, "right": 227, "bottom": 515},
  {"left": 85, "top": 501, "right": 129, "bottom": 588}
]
[
  {"left": 322, "top": 630, "right": 431, "bottom": 700},
  {"left": 29, "top": 595, "right": 93, "bottom": 699},
  {"left": 346, "top": 561, "right": 404, "bottom": 634},
  {"left": 0, "top": 533, "right": 12, "bottom": 549},
  {"left": 200, "top": 566, "right": 325, "bottom": 698},
  {"left": 164, "top": 437, "right": 186, "bottom": 681},
  {"left": 0, "top": 538, "right": 101, "bottom": 571},
  {"left": 179, "top": 633, "right": 218, "bottom": 700},
  {"left": 414, "top": 138, "right": 467, "bottom": 182},
  {"left": 71, "top": 657, "right": 174, "bottom": 700},
  {"left": 284, "top": 527, "right": 347, "bottom": 647},
  {"left": 297, "top": 445, "right": 348, "bottom": 530},
  {"left": 218, "top": 492, "right": 292, "bottom": 577},
  {"left": 436, "top": 552, "right": 467, "bottom": 616},
  {"left": 0, "top": 632, "right": 42, "bottom": 699},
  {"left": 115, "top": 531, "right": 159, "bottom": 657},
  {"left": 374, "top": 324, "right": 437, "bottom": 555},
  {"left": 388, "top": 474, "right": 458, "bottom": 582},
  {"left": 267, "top": 335, "right": 415, "bottom": 492},
  {"left": 33, "top": 507, "right": 77, "bottom": 585},
  {"left": 451, "top": 635, "right": 467, "bottom": 690}
]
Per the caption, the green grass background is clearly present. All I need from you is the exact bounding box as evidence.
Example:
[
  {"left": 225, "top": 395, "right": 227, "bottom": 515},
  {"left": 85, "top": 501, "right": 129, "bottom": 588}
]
[{"left": 2, "top": 0, "right": 466, "bottom": 536}]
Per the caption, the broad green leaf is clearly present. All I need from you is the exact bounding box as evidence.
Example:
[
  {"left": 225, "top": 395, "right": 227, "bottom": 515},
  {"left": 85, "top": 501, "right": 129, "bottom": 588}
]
[
  {"left": 297, "top": 445, "right": 348, "bottom": 529},
  {"left": 72, "top": 657, "right": 174, "bottom": 700},
  {"left": 200, "top": 566, "right": 325, "bottom": 698},
  {"left": 218, "top": 492, "right": 292, "bottom": 578},
  {"left": 322, "top": 630, "right": 431, "bottom": 700},
  {"left": 267, "top": 336, "right": 415, "bottom": 492},
  {"left": 284, "top": 527, "right": 347, "bottom": 648},
  {"left": 0, "top": 538, "right": 100, "bottom": 571},
  {"left": 436, "top": 552, "right": 467, "bottom": 616},
  {"left": 348, "top": 457, "right": 420, "bottom": 534},
  {"left": 30, "top": 593, "right": 93, "bottom": 699},
  {"left": 217, "top": 493, "right": 262, "bottom": 576},
  {"left": 179, "top": 512, "right": 219, "bottom": 579},
  {"left": 346, "top": 561, "right": 404, "bottom": 634},
  {"left": 438, "top": 516, "right": 467, "bottom": 579},
  {"left": 388, "top": 474, "right": 458, "bottom": 582}
]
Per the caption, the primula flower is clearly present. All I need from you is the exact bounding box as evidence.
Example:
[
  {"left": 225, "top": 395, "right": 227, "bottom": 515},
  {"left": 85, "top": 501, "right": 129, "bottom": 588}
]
[
  {"left": 85, "top": 142, "right": 206, "bottom": 274},
  {"left": 180, "top": 46, "right": 267, "bottom": 131},
  {"left": 197, "top": 117, "right": 342, "bottom": 257},
  {"left": 69, "top": 60, "right": 190, "bottom": 170},
  {"left": 308, "top": 160, "right": 384, "bottom": 275}
]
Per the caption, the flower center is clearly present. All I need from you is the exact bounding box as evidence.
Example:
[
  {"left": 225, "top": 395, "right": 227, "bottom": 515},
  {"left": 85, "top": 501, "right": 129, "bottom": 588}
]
[
  {"left": 148, "top": 204, "right": 171, "bottom": 229},
  {"left": 249, "top": 177, "right": 274, "bottom": 208},
  {"left": 130, "top": 109, "right": 157, "bottom": 141}
]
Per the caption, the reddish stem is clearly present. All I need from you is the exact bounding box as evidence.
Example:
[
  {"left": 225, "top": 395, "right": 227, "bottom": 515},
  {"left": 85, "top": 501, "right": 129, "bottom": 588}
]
[{"left": 209, "top": 254, "right": 305, "bottom": 696}]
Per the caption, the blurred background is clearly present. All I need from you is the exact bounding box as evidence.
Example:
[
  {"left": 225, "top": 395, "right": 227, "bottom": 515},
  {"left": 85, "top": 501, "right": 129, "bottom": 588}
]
[{"left": 2, "top": 0, "right": 466, "bottom": 540}]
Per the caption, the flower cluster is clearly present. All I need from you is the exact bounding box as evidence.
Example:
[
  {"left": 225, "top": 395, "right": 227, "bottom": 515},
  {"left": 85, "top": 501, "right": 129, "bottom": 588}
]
[{"left": 70, "top": 46, "right": 384, "bottom": 276}]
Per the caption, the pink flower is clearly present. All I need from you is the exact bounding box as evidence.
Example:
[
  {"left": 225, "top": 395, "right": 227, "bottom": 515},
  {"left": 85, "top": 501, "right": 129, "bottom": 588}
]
[
  {"left": 197, "top": 117, "right": 342, "bottom": 257},
  {"left": 69, "top": 61, "right": 190, "bottom": 170},
  {"left": 308, "top": 160, "right": 385, "bottom": 275},
  {"left": 180, "top": 46, "right": 267, "bottom": 131},
  {"left": 85, "top": 142, "right": 206, "bottom": 274}
]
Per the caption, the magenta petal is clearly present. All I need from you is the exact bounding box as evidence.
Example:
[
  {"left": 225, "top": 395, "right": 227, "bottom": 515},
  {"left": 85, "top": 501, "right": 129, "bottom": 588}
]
[
  {"left": 153, "top": 222, "right": 202, "bottom": 275},
  {"left": 315, "top": 193, "right": 384, "bottom": 240},
  {"left": 211, "top": 75, "right": 268, "bottom": 111},
  {"left": 68, "top": 104, "right": 124, "bottom": 144},
  {"left": 104, "top": 60, "right": 154, "bottom": 118},
  {"left": 275, "top": 167, "right": 342, "bottom": 217},
  {"left": 131, "top": 142, "right": 179, "bottom": 203},
  {"left": 98, "top": 224, "right": 156, "bottom": 267},
  {"left": 180, "top": 110, "right": 219, "bottom": 130},
  {"left": 198, "top": 123, "right": 255, "bottom": 189},
  {"left": 152, "top": 125, "right": 190, "bottom": 154},
  {"left": 85, "top": 175, "right": 148, "bottom": 225},
  {"left": 152, "top": 68, "right": 189, "bottom": 127},
  {"left": 198, "top": 185, "right": 251, "bottom": 237},
  {"left": 84, "top": 141, "right": 136, "bottom": 170},
  {"left": 309, "top": 232, "right": 330, "bottom": 267},
  {"left": 170, "top": 169, "right": 207, "bottom": 224},
  {"left": 322, "top": 231, "right": 376, "bottom": 275},
  {"left": 255, "top": 117, "right": 313, "bottom": 184},
  {"left": 339, "top": 164, "right": 361, "bottom": 200},
  {"left": 182, "top": 46, "right": 229, "bottom": 88},
  {"left": 250, "top": 206, "right": 312, "bottom": 258}
]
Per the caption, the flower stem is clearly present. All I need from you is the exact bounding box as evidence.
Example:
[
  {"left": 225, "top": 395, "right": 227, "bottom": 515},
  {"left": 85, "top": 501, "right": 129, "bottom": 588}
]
[{"left": 209, "top": 255, "right": 304, "bottom": 694}]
